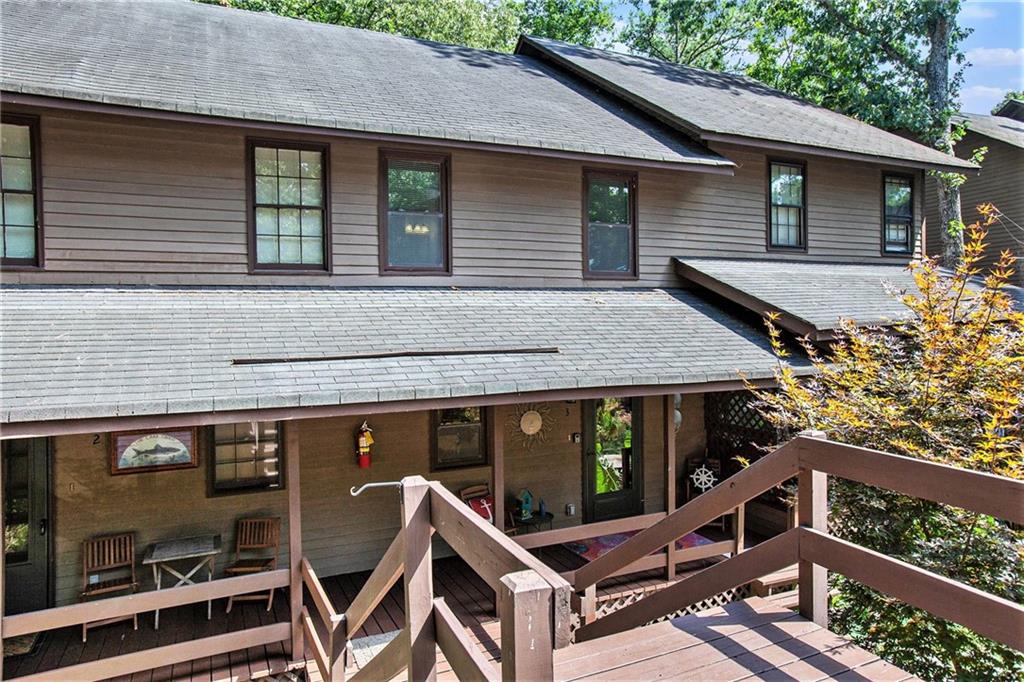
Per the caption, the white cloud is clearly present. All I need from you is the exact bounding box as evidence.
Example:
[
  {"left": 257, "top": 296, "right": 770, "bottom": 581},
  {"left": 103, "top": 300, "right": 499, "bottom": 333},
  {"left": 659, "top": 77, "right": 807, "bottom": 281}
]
[
  {"left": 960, "top": 3, "right": 998, "bottom": 21},
  {"left": 965, "top": 47, "right": 1024, "bottom": 67},
  {"left": 961, "top": 85, "right": 1010, "bottom": 113}
]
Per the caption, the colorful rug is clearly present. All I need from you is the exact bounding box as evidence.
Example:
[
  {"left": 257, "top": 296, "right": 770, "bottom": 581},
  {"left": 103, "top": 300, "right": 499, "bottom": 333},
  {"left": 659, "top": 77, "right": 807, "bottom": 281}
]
[{"left": 564, "top": 530, "right": 713, "bottom": 562}]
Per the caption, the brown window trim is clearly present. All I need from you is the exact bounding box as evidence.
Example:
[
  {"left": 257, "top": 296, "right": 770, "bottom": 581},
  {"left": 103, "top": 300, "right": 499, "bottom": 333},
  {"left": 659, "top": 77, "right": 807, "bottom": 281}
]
[
  {"left": 430, "top": 408, "right": 489, "bottom": 471},
  {"left": 378, "top": 148, "right": 452, "bottom": 275},
  {"left": 1, "top": 113, "right": 44, "bottom": 270},
  {"left": 205, "top": 422, "right": 286, "bottom": 497},
  {"left": 246, "top": 137, "right": 332, "bottom": 274},
  {"left": 582, "top": 168, "right": 639, "bottom": 280},
  {"left": 765, "top": 157, "right": 808, "bottom": 253},
  {"left": 880, "top": 171, "right": 915, "bottom": 257}
]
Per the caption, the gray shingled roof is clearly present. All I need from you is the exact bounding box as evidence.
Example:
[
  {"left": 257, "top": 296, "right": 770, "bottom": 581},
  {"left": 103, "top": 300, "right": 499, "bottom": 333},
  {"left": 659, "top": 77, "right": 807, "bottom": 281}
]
[
  {"left": 675, "top": 258, "right": 920, "bottom": 337},
  {"left": 519, "top": 36, "right": 976, "bottom": 172},
  {"left": 0, "top": 286, "right": 807, "bottom": 424},
  {"left": 0, "top": 0, "right": 729, "bottom": 170},
  {"left": 956, "top": 112, "right": 1024, "bottom": 149}
]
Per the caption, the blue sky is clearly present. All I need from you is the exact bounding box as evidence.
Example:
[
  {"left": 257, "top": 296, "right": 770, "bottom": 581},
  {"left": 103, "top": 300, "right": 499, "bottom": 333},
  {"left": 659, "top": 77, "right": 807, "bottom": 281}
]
[
  {"left": 958, "top": 0, "right": 1024, "bottom": 114},
  {"left": 608, "top": 1, "right": 1024, "bottom": 116}
]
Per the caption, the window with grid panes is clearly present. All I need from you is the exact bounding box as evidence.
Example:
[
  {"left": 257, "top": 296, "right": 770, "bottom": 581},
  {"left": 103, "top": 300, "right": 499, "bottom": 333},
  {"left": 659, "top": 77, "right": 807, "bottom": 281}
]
[
  {"left": 211, "top": 421, "right": 282, "bottom": 493},
  {"left": 251, "top": 142, "right": 327, "bottom": 268},
  {"left": 883, "top": 175, "right": 913, "bottom": 253},
  {"left": 1, "top": 117, "right": 40, "bottom": 266},
  {"left": 768, "top": 161, "right": 805, "bottom": 249}
]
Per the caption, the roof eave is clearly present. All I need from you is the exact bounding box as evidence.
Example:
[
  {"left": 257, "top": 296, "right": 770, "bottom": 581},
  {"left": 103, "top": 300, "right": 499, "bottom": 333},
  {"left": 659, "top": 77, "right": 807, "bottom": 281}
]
[
  {"left": 1, "top": 90, "right": 735, "bottom": 175},
  {"left": 699, "top": 132, "right": 979, "bottom": 174}
]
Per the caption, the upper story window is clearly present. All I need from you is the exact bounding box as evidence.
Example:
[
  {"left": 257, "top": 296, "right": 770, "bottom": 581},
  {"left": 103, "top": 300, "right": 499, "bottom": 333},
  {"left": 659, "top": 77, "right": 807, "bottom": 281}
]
[
  {"left": 767, "top": 160, "right": 806, "bottom": 250},
  {"left": 584, "top": 170, "right": 637, "bottom": 279},
  {"left": 1, "top": 115, "right": 42, "bottom": 268},
  {"left": 210, "top": 421, "right": 283, "bottom": 494},
  {"left": 432, "top": 407, "right": 487, "bottom": 470},
  {"left": 380, "top": 150, "right": 450, "bottom": 273},
  {"left": 882, "top": 174, "right": 913, "bottom": 254},
  {"left": 249, "top": 140, "right": 330, "bottom": 271}
]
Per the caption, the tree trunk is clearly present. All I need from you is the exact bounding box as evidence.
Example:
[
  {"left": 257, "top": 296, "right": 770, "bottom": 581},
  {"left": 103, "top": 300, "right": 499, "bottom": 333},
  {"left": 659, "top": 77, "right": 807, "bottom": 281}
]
[{"left": 925, "top": 6, "right": 964, "bottom": 268}]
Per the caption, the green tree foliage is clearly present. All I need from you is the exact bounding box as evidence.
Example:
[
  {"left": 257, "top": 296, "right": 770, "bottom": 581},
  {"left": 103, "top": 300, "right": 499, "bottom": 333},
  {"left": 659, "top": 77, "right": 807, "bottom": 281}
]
[
  {"left": 201, "top": 0, "right": 613, "bottom": 51},
  {"left": 992, "top": 90, "right": 1024, "bottom": 115},
  {"left": 618, "top": 0, "right": 756, "bottom": 70},
  {"left": 748, "top": 205, "right": 1024, "bottom": 680}
]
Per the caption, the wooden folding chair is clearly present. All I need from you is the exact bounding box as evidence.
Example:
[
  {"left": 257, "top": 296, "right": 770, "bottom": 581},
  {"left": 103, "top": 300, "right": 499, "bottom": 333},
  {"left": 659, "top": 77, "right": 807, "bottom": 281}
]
[
  {"left": 80, "top": 532, "right": 139, "bottom": 642},
  {"left": 224, "top": 517, "right": 280, "bottom": 613}
]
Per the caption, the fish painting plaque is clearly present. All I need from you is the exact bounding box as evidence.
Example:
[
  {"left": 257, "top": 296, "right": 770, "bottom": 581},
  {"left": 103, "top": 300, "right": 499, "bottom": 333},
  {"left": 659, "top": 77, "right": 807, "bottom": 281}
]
[{"left": 110, "top": 428, "right": 198, "bottom": 474}]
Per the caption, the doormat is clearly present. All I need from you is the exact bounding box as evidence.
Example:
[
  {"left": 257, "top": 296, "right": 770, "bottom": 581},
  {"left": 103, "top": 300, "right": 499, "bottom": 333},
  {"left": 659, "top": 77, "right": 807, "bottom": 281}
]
[
  {"left": 564, "top": 530, "right": 712, "bottom": 562},
  {"left": 3, "top": 632, "right": 41, "bottom": 658},
  {"left": 349, "top": 630, "right": 400, "bottom": 669}
]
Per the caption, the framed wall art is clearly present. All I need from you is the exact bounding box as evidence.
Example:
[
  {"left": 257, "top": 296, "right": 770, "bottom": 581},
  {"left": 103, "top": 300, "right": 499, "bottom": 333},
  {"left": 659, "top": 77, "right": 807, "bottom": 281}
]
[{"left": 110, "top": 427, "right": 198, "bottom": 475}]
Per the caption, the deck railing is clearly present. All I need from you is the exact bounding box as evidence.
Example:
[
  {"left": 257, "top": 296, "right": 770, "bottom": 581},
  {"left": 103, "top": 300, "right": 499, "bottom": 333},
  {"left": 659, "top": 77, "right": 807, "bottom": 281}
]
[
  {"left": 570, "top": 432, "right": 1024, "bottom": 653},
  {"left": 0, "top": 570, "right": 291, "bottom": 681},
  {"left": 301, "top": 475, "right": 572, "bottom": 682}
]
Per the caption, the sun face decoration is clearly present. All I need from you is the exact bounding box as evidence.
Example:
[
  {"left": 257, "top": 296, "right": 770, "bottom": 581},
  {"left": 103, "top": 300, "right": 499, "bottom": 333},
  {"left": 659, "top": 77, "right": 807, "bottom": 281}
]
[{"left": 508, "top": 403, "right": 554, "bottom": 451}]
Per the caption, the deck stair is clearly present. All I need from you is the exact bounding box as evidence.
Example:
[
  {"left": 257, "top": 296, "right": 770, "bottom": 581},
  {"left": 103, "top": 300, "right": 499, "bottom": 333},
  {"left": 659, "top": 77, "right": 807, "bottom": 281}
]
[
  {"left": 750, "top": 563, "right": 798, "bottom": 596},
  {"left": 553, "top": 597, "right": 918, "bottom": 681}
]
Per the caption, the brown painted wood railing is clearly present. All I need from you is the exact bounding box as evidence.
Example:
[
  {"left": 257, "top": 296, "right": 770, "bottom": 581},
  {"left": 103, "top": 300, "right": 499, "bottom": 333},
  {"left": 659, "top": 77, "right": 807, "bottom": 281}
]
[
  {"left": 1, "top": 569, "right": 291, "bottom": 681},
  {"left": 572, "top": 433, "right": 1024, "bottom": 652},
  {"left": 306, "top": 475, "right": 573, "bottom": 682}
]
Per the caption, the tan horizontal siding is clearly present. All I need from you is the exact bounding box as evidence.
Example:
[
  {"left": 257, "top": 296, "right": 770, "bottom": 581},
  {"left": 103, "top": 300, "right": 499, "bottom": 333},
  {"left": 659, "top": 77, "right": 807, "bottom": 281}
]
[
  {"left": 3, "top": 106, "right": 921, "bottom": 286},
  {"left": 925, "top": 133, "right": 1023, "bottom": 283}
]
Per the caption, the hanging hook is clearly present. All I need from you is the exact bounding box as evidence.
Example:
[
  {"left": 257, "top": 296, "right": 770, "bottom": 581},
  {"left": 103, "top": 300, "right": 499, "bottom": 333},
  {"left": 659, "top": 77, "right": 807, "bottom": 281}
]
[{"left": 350, "top": 480, "right": 403, "bottom": 497}]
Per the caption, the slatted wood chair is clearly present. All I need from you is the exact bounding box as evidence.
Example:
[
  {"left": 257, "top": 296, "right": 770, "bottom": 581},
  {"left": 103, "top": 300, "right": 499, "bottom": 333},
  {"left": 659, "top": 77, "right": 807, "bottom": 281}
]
[
  {"left": 80, "top": 532, "right": 139, "bottom": 642},
  {"left": 224, "top": 517, "right": 280, "bottom": 613}
]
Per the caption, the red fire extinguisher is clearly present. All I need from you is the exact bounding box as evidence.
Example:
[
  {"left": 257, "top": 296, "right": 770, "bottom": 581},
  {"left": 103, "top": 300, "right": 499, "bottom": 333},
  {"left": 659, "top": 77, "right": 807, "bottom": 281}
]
[{"left": 356, "top": 421, "right": 374, "bottom": 469}]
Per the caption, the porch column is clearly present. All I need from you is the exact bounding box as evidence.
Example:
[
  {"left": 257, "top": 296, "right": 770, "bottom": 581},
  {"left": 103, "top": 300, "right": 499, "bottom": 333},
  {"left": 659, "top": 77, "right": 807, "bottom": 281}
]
[
  {"left": 488, "top": 405, "right": 505, "bottom": 535},
  {"left": 1, "top": 449, "right": 5, "bottom": 681},
  {"left": 663, "top": 395, "right": 677, "bottom": 580},
  {"left": 285, "top": 420, "right": 303, "bottom": 662},
  {"left": 798, "top": 429, "right": 828, "bottom": 627}
]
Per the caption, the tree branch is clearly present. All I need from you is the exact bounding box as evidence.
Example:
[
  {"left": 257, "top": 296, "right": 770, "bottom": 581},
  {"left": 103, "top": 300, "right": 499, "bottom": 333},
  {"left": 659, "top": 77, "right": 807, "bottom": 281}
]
[{"left": 814, "top": 0, "right": 927, "bottom": 78}]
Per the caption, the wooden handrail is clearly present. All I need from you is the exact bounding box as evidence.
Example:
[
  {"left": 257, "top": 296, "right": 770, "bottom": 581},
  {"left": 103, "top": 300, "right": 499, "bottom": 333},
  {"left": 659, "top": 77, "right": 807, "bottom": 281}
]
[
  {"left": 344, "top": 528, "right": 405, "bottom": 637},
  {"left": 349, "top": 628, "right": 410, "bottom": 682},
  {"left": 575, "top": 528, "right": 800, "bottom": 641},
  {"left": 300, "top": 558, "right": 347, "bottom": 682},
  {"left": 302, "top": 606, "right": 331, "bottom": 681},
  {"left": 795, "top": 436, "right": 1024, "bottom": 524},
  {"left": 433, "top": 597, "right": 500, "bottom": 682},
  {"left": 301, "top": 557, "right": 342, "bottom": 626},
  {"left": 513, "top": 512, "right": 666, "bottom": 550},
  {"left": 573, "top": 441, "right": 800, "bottom": 589},
  {"left": 428, "top": 480, "right": 573, "bottom": 649},
  {"left": 3, "top": 569, "right": 289, "bottom": 637},
  {"left": 800, "top": 528, "right": 1024, "bottom": 650},
  {"left": 13, "top": 622, "right": 290, "bottom": 682}
]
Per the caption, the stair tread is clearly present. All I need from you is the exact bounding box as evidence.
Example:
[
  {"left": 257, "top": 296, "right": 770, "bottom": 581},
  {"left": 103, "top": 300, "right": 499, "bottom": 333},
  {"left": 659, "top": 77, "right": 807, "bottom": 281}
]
[{"left": 752, "top": 564, "right": 799, "bottom": 588}]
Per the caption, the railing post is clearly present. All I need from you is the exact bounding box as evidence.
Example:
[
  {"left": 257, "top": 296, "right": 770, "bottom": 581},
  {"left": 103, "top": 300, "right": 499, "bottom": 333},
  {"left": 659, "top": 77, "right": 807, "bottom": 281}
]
[
  {"left": 499, "top": 570, "right": 554, "bottom": 682},
  {"left": 401, "top": 476, "right": 436, "bottom": 682},
  {"left": 285, "top": 420, "right": 304, "bottom": 662},
  {"left": 582, "top": 583, "right": 597, "bottom": 625},
  {"left": 797, "top": 429, "right": 828, "bottom": 627},
  {"left": 328, "top": 619, "right": 347, "bottom": 682}
]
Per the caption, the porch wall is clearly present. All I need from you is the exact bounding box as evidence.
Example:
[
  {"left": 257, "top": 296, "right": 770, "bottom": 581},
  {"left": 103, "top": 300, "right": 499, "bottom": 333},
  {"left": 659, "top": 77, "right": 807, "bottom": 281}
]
[{"left": 51, "top": 394, "right": 709, "bottom": 604}]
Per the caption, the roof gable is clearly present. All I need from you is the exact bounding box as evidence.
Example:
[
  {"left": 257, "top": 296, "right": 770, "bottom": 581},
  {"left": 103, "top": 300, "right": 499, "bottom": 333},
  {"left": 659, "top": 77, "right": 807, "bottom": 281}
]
[{"left": 519, "top": 36, "right": 977, "bottom": 173}]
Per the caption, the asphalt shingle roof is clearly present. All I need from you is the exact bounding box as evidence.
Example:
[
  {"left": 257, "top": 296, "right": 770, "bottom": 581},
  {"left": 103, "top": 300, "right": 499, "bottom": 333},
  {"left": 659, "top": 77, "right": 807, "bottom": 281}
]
[
  {"left": 675, "top": 258, "right": 921, "bottom": 337},
  {"left": 0, "top": 286, "right": 807, "bottom": 424},
  {"left": 520, "top": 36, "right": 977, "bottom": 172},
  {"left": 956, "top": 112, "right": 1024, "bottom": 149},
  {"left": 0, "top": 0, "right": 730, "bottom": 170}
]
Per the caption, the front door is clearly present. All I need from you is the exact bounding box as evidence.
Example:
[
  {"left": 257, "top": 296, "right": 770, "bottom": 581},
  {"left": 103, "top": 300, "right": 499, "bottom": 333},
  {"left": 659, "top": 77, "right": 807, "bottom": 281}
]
[
  {"left": 3, "top": 438, "right": 50, "bottom": 615},
  {"left": 583, "top": 397, "right": 644, "bottom": 523}
]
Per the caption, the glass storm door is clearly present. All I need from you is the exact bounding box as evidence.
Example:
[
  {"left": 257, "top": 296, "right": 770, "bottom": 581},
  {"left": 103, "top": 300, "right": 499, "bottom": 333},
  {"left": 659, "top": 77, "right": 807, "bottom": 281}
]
[
  {"left": 583, "top": 397, "right": 644, "bottom": 523},
  {"left": 3, "top": 437, "right": 49, "bottom": 615}
]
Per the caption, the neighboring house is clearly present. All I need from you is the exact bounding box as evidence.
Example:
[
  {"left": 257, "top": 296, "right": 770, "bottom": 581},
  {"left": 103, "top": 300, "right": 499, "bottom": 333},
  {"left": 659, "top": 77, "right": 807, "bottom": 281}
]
[
  {"left": 925, "top": 102, "right": 1024, "bottom": 283},
  {"left": 0, "top": 1, "right": 983, "bottom": 680}
]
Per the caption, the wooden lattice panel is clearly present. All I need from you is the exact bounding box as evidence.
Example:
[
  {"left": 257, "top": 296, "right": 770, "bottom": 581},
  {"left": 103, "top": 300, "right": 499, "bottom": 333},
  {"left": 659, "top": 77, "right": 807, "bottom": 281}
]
[
  {"left": 571, "top": 582, "right": 752, "bottom": 633},
  {"left": 705, "top": 390, "right": 781, "bottom": 476}
]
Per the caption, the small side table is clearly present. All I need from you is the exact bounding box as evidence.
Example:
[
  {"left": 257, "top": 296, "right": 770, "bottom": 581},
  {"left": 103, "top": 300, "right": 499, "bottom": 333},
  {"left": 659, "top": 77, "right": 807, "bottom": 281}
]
[
  {"left": 143, "top": 534, "right": 221, "bottom": 629},
  {"left": 513, "top": 511, "right": 555, "bottom": 534}
]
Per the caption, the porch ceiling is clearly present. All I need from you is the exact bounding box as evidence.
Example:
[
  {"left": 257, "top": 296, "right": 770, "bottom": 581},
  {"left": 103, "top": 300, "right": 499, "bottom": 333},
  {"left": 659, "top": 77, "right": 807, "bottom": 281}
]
[{"left": 0, "top": 286, "right": 809, "bottom": 426}]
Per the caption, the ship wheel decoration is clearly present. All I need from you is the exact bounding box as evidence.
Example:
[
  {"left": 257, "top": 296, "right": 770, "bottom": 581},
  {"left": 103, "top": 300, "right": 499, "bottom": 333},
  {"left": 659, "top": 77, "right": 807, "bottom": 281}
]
[
  {"left": 690, "top": 464, "right": 717, "bottom": 492},
  {"left": 508, "top": 403, "right": 554, "bottom": 452}
]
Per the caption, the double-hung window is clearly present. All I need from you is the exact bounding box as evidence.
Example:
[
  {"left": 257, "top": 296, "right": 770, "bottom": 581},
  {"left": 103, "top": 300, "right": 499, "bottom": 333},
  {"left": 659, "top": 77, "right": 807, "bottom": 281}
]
[
  {"left": 249, "top": 140, "right": 329, "bottom": 271},
  {"left": 767, "top": 160, "right": 806, "bottom": 250},
  {"left": 882, "top": 174, "right": 913, "bottom": 254},
  {"left": 1, "top": 115, "right": 42, "bottom": 267},
  {"left": 584, "top": 170, "right": 637, "bottom": 278},
  {"left": 380, "top": 151, "right": 450, "bottom": 273}
]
